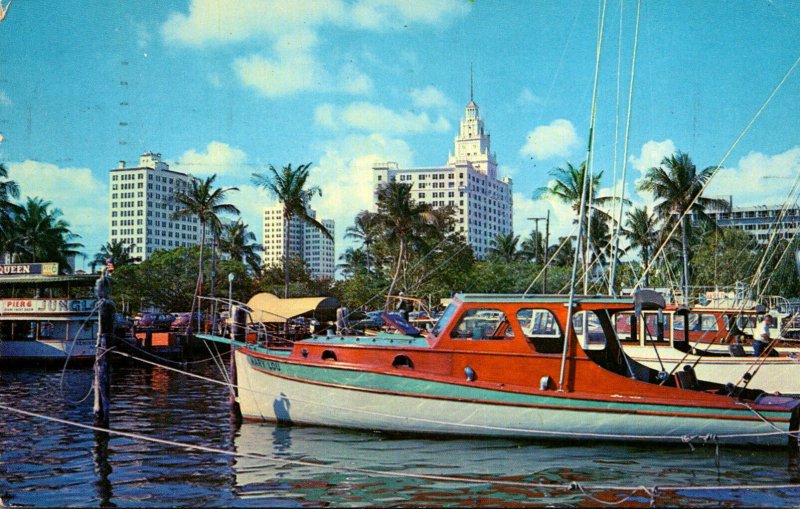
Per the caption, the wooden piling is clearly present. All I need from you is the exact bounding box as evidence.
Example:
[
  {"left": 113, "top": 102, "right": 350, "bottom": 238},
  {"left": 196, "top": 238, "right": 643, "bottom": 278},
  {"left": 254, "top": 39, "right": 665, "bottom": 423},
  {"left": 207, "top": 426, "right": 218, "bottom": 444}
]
[{"left": 94, "top": 272, "right": 115, "bottom": 428}]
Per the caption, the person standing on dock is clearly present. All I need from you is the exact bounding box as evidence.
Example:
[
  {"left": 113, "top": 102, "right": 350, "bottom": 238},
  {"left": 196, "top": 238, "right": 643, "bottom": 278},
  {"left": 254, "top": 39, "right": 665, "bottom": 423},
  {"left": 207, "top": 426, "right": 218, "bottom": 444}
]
[
  {"left": 754, "top": 315, "right": 773, "bottom": 356},
  {"left": 336, "top": 305, "right": 349, "bottom": 335}
]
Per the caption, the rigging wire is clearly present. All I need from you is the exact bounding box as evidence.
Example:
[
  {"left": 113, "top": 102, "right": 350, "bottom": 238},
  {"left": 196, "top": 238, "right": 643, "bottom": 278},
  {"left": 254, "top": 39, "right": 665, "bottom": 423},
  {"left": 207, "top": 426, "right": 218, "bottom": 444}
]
[{"left": 634, "top": 52, "right": 800, "bottom": 290}]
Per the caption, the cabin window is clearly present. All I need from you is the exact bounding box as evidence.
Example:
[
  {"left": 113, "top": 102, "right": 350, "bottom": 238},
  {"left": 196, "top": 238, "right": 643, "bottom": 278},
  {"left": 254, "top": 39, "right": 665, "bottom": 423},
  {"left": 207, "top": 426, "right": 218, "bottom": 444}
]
[
  {"left": 614, "top": 312, "right": 634, "bottom": 340},
  {"left": 432, "top": 303, "right": 457, "bottom": 336},
  {"left": 700, "top": 314, "right": 719, "bottom": 332},
  {"left": 517, "top": 308, "right": 563, "bottom": 353},
  {"left": 573, "top": 311, "right": 607, "bottom": 350},
  {"left": 450, "top": 308, "right": 510, "bottom": 340},
  {"left": 643, "top": 314, "right": 671, "bottom": 341}
]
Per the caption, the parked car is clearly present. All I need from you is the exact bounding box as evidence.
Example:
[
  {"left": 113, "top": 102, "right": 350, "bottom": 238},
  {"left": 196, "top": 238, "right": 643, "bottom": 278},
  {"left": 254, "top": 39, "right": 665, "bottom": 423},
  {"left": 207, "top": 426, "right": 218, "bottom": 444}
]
[
  {"left": 351, "top": 310, "right": 385, "bottom": 330},
  {"left": 170, "top": 312, "right": 205, "bottom": 331},
  {"left": 137, "top": 313, "right": 174, "bottom": 331}
]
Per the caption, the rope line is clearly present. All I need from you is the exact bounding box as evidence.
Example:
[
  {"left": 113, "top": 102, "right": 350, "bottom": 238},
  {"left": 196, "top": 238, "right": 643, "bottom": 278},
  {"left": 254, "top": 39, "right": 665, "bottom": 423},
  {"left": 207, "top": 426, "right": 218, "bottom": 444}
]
[{"left": 2, "top": 401, "right": 800, "bottom": 500}]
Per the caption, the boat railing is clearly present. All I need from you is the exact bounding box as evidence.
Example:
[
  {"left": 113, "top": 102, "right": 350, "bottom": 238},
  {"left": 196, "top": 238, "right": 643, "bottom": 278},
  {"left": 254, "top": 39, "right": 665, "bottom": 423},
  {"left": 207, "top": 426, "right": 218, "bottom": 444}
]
[{"left": 197, "top": 295, "right": 292, "bottom": 349}]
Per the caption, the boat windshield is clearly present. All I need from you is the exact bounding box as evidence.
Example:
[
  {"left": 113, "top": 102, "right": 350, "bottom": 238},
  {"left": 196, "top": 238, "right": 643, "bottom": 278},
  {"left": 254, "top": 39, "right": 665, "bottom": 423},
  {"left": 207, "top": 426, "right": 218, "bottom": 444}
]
[{"left": 431, "top": 303, "right": 457, "bottom": 337}]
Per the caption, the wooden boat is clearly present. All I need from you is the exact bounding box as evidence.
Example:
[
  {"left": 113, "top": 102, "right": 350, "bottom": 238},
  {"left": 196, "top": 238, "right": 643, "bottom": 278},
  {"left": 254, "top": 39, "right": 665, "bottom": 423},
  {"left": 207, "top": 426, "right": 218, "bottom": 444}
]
[{"left": 199, "top": 290, "right": 800, "bottom": 448}]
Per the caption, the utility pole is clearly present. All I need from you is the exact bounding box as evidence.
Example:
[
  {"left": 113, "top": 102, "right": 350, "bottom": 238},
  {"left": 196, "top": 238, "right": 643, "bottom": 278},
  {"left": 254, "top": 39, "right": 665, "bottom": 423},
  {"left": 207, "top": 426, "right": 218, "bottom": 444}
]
[
  {"left": 527, "top": 217, "right": 546, "bottom": 264},
  {"left": 544, "top": 210, "right": 550, "bottom": 293}
]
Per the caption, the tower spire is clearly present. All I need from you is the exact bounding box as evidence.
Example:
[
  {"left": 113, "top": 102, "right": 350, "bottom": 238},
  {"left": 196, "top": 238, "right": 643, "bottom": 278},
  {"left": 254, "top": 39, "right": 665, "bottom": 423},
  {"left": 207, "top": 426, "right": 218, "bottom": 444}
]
[{"left": 470, "top": 64, "right": 474, "bottom": 102}]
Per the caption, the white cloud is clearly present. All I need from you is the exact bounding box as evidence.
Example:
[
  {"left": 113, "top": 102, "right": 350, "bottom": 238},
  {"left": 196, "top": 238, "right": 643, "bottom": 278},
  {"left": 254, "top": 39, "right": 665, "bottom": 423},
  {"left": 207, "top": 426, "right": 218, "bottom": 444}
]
[
  {"left": 517, "top": 87, "right": 542, "bottom": 106},
  {"left": 226, "top": 184, "right": 271, "bottom": 245},
  {"left": 0, "top": 90, "right": 11, "bottom": 106},
  {"left": 162, "top": 1, "right": 468, "bottom": 98},
  {"left": 8, "top": 160, "right": 108, "bottom": 253},
  {"left": 307, "top": 134, "right": 414, "bottom": 253},
  {"left": 161, "top": 0, "right": 468, "bottom": 46},
  {"left": 314, "top": 102, "right": 450, "bottom": 134},
  {"left": 173, "top": 141, "right": 248, "bottom": 178},
  {"left": 630, "top": 139, "right": 676, "bottom": 173},
  {"left": 232, "top": 31, "right": 372, "bottom": 97},
  {"left": 520, "top": 119, "right": 580, "bottom": 160},
  {"left": 706, "top": 147, "right": 800, "bottom": 207},
  {"left": 161, "top": 0, "right": 346, "bottom": 46},
  {"left": 409, "top": 85, "right": 453, "bottom": 110},
  {"left": 513, "top": 191, "right": 580, "bottom": 245}
]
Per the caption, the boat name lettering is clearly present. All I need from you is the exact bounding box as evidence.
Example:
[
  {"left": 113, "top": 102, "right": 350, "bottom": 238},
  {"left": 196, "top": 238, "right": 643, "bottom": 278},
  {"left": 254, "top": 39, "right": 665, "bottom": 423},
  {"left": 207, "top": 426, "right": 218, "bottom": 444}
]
[{"left": 251, "top": 357, "right": 281, "bottom": 372}]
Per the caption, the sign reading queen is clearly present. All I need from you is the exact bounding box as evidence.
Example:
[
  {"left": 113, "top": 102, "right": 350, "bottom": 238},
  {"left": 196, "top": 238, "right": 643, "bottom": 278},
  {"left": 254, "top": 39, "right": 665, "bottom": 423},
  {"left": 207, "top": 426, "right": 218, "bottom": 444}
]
[{"left": 0, "top": 263, "right": 59, "bottom": 276}]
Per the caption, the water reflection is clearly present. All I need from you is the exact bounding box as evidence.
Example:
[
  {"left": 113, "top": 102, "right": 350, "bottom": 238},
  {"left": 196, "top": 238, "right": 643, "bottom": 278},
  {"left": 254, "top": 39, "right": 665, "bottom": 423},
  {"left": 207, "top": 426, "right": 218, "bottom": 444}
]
[
  {"left": 2, "top": 365, "right": 800, "bottom": 507},
  {"left": 231, "top": 422, "right": 800, "bottom": 507}
]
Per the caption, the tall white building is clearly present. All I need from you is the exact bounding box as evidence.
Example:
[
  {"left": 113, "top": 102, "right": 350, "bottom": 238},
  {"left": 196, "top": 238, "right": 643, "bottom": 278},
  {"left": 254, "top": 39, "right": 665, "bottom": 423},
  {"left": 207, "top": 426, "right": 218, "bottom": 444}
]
[
  {"left": 262, "top": 205, "right": 335, "bottom": 280},
  {"left": 372, "top": 91, "right": 513, "bottom": 259},
  {"left": 108, "top": 152, "right": 199, "bottom": 261}
]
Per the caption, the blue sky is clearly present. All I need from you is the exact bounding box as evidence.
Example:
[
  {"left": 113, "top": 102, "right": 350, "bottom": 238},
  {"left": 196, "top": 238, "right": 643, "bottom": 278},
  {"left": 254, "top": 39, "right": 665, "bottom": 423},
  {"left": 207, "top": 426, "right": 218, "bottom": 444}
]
[{"left": 1, "top": 0, "right": 799, "bottom": 272}]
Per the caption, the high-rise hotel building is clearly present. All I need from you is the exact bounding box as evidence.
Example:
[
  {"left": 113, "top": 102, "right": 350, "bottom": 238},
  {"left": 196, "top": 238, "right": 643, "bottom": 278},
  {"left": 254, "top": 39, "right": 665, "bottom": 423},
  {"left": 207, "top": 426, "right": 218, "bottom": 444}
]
[
  {"left": 372, "top": 94, "right": 513, "bottom": 259},
  {"left": 108, "top": 152, "right": 199, "bottom": 261},
  {"left": 262, "top": 205, "right": 335, "bottom": 280}
]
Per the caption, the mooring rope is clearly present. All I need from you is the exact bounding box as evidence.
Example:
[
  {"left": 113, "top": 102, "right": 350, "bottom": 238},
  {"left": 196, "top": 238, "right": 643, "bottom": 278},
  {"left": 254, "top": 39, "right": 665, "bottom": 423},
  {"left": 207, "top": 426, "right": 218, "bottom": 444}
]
[{"left": 2, "top": 401, "right": 800, "bottom": 504}]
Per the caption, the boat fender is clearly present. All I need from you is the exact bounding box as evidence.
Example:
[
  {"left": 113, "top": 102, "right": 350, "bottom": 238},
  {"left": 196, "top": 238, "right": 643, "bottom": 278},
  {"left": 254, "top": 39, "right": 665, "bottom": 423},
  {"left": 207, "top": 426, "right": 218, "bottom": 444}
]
[
  {"left": 540, "top": 376, "right": 551, "bottom": 390},
  {"left": 464, "top": 366, "right": 476, "bottom": 382}
]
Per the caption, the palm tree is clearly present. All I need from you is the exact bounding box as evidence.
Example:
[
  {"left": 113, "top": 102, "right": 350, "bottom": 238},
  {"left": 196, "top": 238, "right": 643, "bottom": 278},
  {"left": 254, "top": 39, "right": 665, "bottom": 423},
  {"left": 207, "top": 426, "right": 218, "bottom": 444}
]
[
  {"left": 0, "top": 163, "right": 21, "bottom": 260},
  {"left": 520, "top": 230, "right": 545, "bottom": 263},
  {"left": 219, "top": 219, "right": 262, "bottom": 274},
  {"left": 623, "top": 206, "right": 659, "bottom": 287},
  {"left": 373, "top": 181, "right": 438, "bottom": 305},
  {"left": 637, "top": 152, "right": 729, "bottom": 299},
  {"left": 539, "top": 161, "right": 625, "bottom": 285},
  {"left": 12, "top": 197, "right": 83, "bottom": 271},
  {"left": 251, "top": 163, "right": 332, "bottom": 298},
  {"left": 488, "top": 232, "right": 520, "bottom": 263},
  {"left": 337, "top": 247, "right": 369, "bottom": 278},
  {"left": 92, "top": 239, "right": 138, "bottom": 272},
  {"left": 345, "top": 211, "right": 378, "bottom": 273},
  {"left": 172, "top": 174, "right": 239, "bottom": 330}
]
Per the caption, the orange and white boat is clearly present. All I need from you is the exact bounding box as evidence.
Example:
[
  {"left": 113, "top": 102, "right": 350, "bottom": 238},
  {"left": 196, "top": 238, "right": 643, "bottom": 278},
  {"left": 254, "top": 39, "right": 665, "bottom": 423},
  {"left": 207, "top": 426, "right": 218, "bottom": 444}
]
[{"left": 200, "top": 290, "right": 800, "bottom": 448}]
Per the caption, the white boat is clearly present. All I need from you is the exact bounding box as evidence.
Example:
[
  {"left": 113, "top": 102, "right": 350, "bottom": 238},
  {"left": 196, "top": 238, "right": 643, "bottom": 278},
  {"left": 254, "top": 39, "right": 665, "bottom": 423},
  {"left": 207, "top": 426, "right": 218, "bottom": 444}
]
[{"left": 0, "top": 265, "right": 100, "bottom": 364}]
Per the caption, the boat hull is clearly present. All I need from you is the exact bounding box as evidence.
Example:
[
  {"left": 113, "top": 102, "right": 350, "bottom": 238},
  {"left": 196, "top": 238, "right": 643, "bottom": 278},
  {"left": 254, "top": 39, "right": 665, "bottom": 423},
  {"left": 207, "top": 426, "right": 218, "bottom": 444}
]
[
  {"left": 624, "top": 344, "right": 800, "bottom": 395},
  {"left": 234, "top": 348, "right": 798, "bottom": 447},
  {"left": 0, "top": 338, "right": 96, "bottom": 363}
]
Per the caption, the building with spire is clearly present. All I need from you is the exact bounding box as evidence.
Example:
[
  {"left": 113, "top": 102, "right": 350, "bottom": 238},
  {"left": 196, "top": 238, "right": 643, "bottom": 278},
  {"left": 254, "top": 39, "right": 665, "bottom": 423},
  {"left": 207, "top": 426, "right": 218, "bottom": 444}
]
[{"left": 372, "top": 81, "right": 513, "bottom": 259}]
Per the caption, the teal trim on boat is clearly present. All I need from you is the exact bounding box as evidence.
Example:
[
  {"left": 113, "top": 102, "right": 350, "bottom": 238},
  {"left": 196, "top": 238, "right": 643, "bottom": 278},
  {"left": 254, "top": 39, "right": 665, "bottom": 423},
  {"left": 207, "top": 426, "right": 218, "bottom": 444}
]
[{"left": 243, "top": 352, "right": 787, "bottom": 421}]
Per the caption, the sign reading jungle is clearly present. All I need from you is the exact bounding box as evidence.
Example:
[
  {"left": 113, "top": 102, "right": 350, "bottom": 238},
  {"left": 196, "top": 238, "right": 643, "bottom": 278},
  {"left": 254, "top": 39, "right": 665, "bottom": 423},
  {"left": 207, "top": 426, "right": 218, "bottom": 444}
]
[
  {"left": 0, "top": 263, "right": 59, "bottom": 276},
  {"left": 0, "top": 299, "right": 96, "bottom": 314}
]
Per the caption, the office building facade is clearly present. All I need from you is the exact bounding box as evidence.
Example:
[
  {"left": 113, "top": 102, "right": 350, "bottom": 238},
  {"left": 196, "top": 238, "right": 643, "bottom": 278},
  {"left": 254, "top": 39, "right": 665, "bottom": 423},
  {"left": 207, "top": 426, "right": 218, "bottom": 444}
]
[
  {"left": 372, "top": 94, "right": 513, "bottom": 259},
  {"left": 108, "top": 152, "right": 199, "bottom": 261},
  {"left": 707, "top": 201, "right": 800, "bottom": 246},
  {"left": 262, "top": 205, "right": 335, "bottom": 280}
]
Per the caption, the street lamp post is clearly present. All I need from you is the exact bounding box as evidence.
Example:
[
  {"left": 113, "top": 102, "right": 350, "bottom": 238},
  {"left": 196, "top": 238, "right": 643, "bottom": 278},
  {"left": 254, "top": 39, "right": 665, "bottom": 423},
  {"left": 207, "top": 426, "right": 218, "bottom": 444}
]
[{"left": 228, "top": 272, "right": 235, "bottom": 307}]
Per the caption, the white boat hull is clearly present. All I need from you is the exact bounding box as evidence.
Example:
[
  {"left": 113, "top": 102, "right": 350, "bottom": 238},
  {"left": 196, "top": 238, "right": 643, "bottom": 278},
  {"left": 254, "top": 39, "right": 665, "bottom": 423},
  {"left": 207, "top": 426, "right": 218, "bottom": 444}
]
[
  {"left": 0, "top": 338, "right": 96, "bottom": 361},
  {"left": 624, "top": 344, "right": 800, "bottom": 394},
  {"left": 234, "top": 349, "right": 796, "bottom": 446}
]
